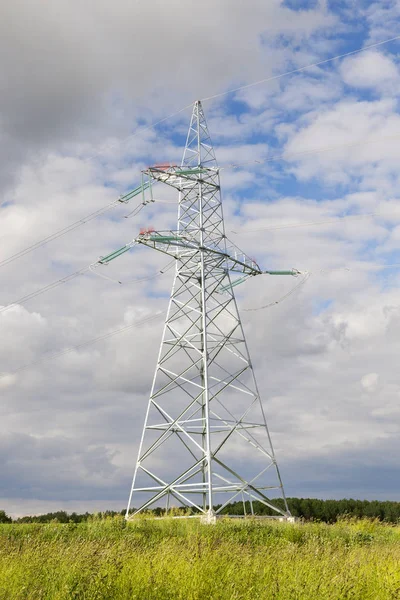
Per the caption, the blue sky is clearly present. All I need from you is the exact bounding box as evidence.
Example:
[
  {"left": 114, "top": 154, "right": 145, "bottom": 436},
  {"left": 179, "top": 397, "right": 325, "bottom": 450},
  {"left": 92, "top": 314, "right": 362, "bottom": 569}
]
[{"left": 1, "top": 0, "right": 400, "bottom": 516}]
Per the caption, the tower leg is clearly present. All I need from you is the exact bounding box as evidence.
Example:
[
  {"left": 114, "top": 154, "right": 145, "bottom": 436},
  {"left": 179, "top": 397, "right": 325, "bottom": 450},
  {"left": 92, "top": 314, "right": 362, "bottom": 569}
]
[{"left": 126, "top": 100, "right": 290, "bottom": 521}]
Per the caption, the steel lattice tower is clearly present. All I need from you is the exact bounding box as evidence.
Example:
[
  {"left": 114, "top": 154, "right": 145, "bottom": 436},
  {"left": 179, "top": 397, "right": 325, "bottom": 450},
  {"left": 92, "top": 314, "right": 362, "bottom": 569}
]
[{"left": 126, "top": 101, "right": 293, "bottom": 522}]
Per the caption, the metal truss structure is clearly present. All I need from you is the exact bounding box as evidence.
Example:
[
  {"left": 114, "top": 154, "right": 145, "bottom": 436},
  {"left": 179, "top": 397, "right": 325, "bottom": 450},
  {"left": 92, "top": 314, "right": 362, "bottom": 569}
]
[{"left": 125, "top": 101, "right": 296, "bottom": 522}]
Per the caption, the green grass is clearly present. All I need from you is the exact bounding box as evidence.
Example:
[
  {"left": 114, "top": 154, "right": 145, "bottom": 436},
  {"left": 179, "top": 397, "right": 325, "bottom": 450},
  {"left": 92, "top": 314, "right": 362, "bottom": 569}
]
[{"left": 0, "top": 517, "right": 399, "bottom": 599}]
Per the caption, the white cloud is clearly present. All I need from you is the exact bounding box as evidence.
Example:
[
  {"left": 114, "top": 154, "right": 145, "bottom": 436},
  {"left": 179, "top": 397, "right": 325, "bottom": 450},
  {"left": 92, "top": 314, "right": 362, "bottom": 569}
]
[
  {"left": 281, "top": 98, "right": 400, "bottom": 186},
  {"left": 365, "top": 0, "right": 400, "bottom": 45},
  {"left": 0, "top": 374, "right": 17, "bottom": 389},
  {"left": 340, "top": 51, "right": 399, "bottom": 90},
  {"left": 2, "top": 1, "right": 400, "bottom": 516},
  {"left": 361, "top": 372, "right": 380, "bottom": 392}
]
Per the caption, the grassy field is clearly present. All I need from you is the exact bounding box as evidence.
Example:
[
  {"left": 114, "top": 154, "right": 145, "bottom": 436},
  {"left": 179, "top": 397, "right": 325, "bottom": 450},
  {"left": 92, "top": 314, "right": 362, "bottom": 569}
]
[{"left": 0, "top": 516, "right": 399, "bottom": 599}]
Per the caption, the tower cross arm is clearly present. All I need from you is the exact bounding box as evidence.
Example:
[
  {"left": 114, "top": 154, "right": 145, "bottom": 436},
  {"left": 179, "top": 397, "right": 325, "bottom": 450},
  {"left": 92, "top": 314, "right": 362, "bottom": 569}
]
[
  {"left": 135, "top": 230, "right": 302, "bottom": 277},
  {"left": 126, "top": 100, "right": 294, "bottom": 521},
  {"left": 143, "top": 165, "right": 220, "bottom": 191},
  {"left": 135, "top": 229, "right": 260, "bottom": 275}
]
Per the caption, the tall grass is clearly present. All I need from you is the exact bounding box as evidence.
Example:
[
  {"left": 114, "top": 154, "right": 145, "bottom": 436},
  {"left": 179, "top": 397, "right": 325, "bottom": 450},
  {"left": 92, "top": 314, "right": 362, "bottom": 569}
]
[{"left": 0, "top": 517, "right": 399, "bottom": 599}]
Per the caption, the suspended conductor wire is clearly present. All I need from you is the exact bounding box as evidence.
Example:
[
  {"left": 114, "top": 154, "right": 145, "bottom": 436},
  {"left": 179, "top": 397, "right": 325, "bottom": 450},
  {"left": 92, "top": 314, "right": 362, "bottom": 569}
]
[
  {"left": 219, "top": 132, "right": 400, "bottom": 173},
  {"left": 0, "top": 102, "right": 191, "bottom": 266},
  {"left": 243, "top": 272, "right": 311, "bottom": 311},
  {"left": 0, "top": 197, "right": 143, "bottom": 270},
  {"left": 0, "top": 131, "right": 388, "bottom": 271},
  {"left": 230, "top": 212, "right": 380, "bottom": 235},
  {"left": 0, "top": 185, "right": 174, "bottom": 269},
  {"left": 0, "top": 103, "right": 190, "bottom": 202},
  {"left": 0, "top": 267, "right": 91, "bottom": 315},
  {"left": 0, "top": 103, "right": 191, "bottom": 209},
  {"left": 201, "top": 35, "right": 400, "bottom": 102},
  {"left": 0, "top": 311, "right": 165, "bottom": 380},
  {"left": 243, "top": 260, "right": 400, "bottom": 312},
  {"left": 123, "top": 203, "right": 146, "bottom": 219},
  {"left": 89, "top": 259, "right": 175, "bottom": 285},
  {"left": 3, "top": 128, "right": 398, "bottom": 270},
  {"left": 122, "top": 259, "right": 175, "bottom": 283},
  {"left": 82, "top": 104, "right": 193, "bottom": 163},
  {"left": 0, "top": 260, "right": 173, "bottom": 316},
  {"left": 320, "top": 262, "right": 400, "bottom": 273}
]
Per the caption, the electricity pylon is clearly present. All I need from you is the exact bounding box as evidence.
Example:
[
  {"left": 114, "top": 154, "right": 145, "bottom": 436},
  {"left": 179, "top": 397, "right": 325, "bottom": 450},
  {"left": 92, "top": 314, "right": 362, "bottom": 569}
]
[{"left": 124, "top": 101, "right": 298, "bottom": 522}]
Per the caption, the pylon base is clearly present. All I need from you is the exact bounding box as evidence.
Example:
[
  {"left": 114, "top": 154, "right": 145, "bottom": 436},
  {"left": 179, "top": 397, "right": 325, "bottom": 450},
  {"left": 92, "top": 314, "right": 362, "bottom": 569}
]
[
  {"left": 200, "top": 510, "right": 217, "bottom": 525},
  {"left": 126, "top": 512, "right": 297, "bottom": 523}
]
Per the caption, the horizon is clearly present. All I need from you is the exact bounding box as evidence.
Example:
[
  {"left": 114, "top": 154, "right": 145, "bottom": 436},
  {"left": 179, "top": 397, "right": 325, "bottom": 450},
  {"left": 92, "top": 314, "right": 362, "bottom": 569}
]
[{"left": 1, "top": 0, "right": 400, "bottom": 516}]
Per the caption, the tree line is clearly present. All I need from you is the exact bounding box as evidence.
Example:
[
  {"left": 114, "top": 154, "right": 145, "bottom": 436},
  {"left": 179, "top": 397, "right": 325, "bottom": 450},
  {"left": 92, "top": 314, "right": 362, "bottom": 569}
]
[
  {"left": 1, "top": 498, "right": 400, "bottom": 524},
  {"left": 218, "top": 498, "right": 400, "bottom": 522}
]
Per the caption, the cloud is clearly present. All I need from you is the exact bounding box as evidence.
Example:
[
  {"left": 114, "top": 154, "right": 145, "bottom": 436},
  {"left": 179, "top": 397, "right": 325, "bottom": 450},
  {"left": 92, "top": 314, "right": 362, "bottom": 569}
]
[
  {"left": 361, "top": 372, "right": 380, "bottom": 392},
  {"left": 281, "top": 97, "right": 400, "bottom": 186},
  {"left": 0, "top": 375, "right": 17, "bottom": 390},
  {"left": 0, "top": 432, "right": 122, "bottom": 500},
  {"left": 340, "top": 51, "right": 399, "bottom": 90},
  {"left": 365, "top": 0, "right": 400, "bottom": 44},
  {"left": 0, "top": 1, "right": 334, "bottom": 156},
  {"left": 2, "top": 1, "right": 400, "bottom": 517}
]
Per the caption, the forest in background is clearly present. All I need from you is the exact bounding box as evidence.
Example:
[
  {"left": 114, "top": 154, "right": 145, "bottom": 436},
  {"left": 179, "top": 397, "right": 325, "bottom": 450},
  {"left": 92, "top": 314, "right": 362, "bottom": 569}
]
[{"left": 2, "top": 497, "right": 400, "bottom": 524}]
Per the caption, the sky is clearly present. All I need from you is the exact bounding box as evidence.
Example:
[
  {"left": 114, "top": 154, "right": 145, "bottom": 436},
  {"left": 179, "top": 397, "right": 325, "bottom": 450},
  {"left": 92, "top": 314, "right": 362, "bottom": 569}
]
[{"left": 1, "top": 0, "right": 400, "bottom": 517}]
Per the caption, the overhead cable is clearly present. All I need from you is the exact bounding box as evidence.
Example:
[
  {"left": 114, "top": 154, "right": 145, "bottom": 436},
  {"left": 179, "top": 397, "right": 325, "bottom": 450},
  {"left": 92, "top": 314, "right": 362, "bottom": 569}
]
[
  {"left": 202, "top": 35, "right": 400, "bottom": 101},
  {"left": 231, "top": 212, "right": 380, "bottom": 235},
  {"left": 220, "top": 132, "right": 400, "bottom": 172},
  {"left": 323, "top": 262, "right": 400, "bottom": 273},
  {"left": 0, "top": 104, "right": 192, "bottom": 209},
  {"left": 3, "top": 129, "right": 399, "bottom": 269},
  {"left": 0, "top": 176, "right": 162, "bottom": 270},
  {"left": 0, "top": 101, "right": 192, "bottom": 261},
  {"left": 0, "top": 204, "right": 120, "bottom": 270},
  {"left": 242, "top": 259, "right": 400, "bottom": 311},
  {"left": 0, "top": 267, "right": 90, "bottom": 315},
  {"left": 243, "top": 272, "right": 311, "bottom": 311},
  {"left": 0, "top": 260, "right": 171, "bottom": 317},
  {"left": 89, "top": 259, "right": 175, "bottom": 285},
  {"left": 82, "top": 104, "right": 193, "bottom": 163}
]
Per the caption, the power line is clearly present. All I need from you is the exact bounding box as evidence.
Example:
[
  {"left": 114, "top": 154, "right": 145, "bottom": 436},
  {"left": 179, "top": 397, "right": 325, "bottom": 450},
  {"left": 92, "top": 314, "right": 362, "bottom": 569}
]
[
  {"left": 202, "top": 35, "right": 400, "bottom": 102},
  {"left": 230, "top": 212, "right": 379, "bottom": 235},
  {"left": 0, "top": 202, "right": 124, "bottom": 270},
  {"left": 219, "top": 132, "right": 400, "bottom": 172},
  {"left": 82, "top": 104, "right": 193, "bottom": 163},
  {"left": 0, "top": 103, "right": 192, "bottom": 211},
  {"left": 327, "top": 262, "right": 400, "bottom": 273},
  {"left": 0, "top": 260, "right": 172, "bottom": 317},
  {"left": 243, "top": 272, "right": 311, "bottom": 311},
  {"left": 242, "top": 259, "right": 400, "bottom": 312},
  {"left": 0, "top": 192, "right": 150, "bottom": 270},
  {"left": 0, "top": 103, "right": 193, "bottom": 261},
  {"left": 0, "top": 311, "right": 164, "bottom": 380},
  {"left": 3, "top": 35, "right": 399, "bottom": 264},
  {"left": 0, "top": 267, "right": 90, "bottom": 315},
  {"left": 89, "top": 259, "right": 175, "bottom": 285},
  {"left": 2, "top": 265, "right": 397, "bottom": 373},
  {"left": 4, "top": 130, "right": 399, "bottom": 271}
]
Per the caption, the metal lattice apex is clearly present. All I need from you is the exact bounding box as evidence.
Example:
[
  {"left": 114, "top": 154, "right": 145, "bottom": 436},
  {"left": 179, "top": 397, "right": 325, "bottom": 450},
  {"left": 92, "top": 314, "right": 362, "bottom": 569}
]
[{"left": 126, "top": 101, "right": 292, "bottom": 522}]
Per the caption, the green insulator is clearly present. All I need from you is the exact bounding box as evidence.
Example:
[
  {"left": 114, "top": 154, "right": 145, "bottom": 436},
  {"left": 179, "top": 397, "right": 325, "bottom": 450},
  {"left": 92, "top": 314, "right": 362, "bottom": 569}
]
[
  {"left": 99, "top": 245, "right": 132, "bottom": 264},
  {"left": 149, "top": 236, "right": 180, "bottom": 242},
  {"left": 265, "top": 270, "right": 297, "bottom": 276},
  {"left": 174, "top": 168, "right": 205, "bottom": 175},
  {"left": 219, "top": 275, "right": 249, "bottom": 293},
  {"left": 119, "top": 181, "right": 150, "bottom": 203}
]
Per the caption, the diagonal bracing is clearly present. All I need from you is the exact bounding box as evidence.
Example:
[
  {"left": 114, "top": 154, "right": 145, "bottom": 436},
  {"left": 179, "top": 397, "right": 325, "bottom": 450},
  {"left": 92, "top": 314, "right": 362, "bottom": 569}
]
[{"left": 126, "top": 101, "right": 297, "bottom": 522}]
